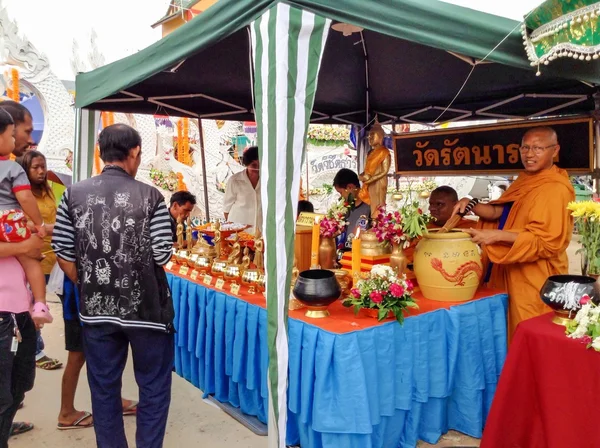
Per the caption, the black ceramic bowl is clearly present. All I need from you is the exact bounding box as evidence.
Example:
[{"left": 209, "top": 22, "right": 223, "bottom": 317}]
[
  {"left": 540, "top": 275, "right": 600, "bottom": 313},
  {"left": 292, "top": 269, "right": 341, "bottom": 308}
]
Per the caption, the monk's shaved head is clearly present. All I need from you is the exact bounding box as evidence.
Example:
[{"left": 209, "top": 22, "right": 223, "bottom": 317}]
[{"left": 522, "top": 126, "right": 558, "bottom": 144}]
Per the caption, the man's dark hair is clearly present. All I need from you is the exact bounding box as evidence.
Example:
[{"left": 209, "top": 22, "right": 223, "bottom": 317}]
[
  {"left": 333, "top": 168, "right": 360, "bottom": 189},
  {"left": 0, "top": 108, "right": 14, "bottom": 133},
  {"left": 170, "top": 190, "right": 197, "bottom": 207},
  {"left": 0, "top": 101, "right": 32, "bottom": 125},
  {"left": 98, "top": 124, "right": 142, "bottom": 163},
  {"left": 242, "top": 146, "right": 259, "bottom": 166},
  {"left": 297, "top": 200, "right": 314, "bottom": 216},
  {"left": 431, "top": 186, "right": 458, "bottom": 202}
]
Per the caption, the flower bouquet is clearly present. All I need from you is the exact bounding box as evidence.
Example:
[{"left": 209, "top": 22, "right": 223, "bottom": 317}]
[
  {"left": 320, "top": 197, "right": 350, "bottom": 238},
  {"left": 566, "top": 295, "right": 600, "bottom": 351},
  {"left": 343, "top": 265, "right": 418, "bottom": 324},
  {"left": 567, "top": 201, "right": 600, "bottom": 276},
  {"left": 373, "top": 202, "right": 432, "bottom": 246}
]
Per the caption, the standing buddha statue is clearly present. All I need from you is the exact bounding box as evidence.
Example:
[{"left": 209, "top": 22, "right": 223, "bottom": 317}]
[{"left": 358, "top": 117, "right": 391, "bottom": 219}]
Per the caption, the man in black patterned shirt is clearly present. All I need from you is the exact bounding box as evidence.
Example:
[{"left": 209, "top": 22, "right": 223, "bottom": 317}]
[{"left": 52, "top": 124, "right": 174, "bottom": 448}]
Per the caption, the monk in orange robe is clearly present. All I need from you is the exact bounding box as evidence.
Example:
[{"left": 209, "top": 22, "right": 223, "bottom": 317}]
[{"left": 455, "top": 127, "right": 575, "bottom": 341}]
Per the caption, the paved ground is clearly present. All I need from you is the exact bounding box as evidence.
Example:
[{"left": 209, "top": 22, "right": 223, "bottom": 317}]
[{"left": 9, "top": 239, "right": 583, "bottom": 447}]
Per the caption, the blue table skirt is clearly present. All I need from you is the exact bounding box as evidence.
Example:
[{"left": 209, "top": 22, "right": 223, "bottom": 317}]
[{"left": 167, "top": 273, "right": 508, "bottom": 448}]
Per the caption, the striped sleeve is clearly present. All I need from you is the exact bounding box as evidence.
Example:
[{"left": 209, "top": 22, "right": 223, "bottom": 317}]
[
  {"left": 149, "top": 200, "right": 173, "bottom": 266},
  {"left": 51, "top": 189, "right": 76, "bottom": 262}
]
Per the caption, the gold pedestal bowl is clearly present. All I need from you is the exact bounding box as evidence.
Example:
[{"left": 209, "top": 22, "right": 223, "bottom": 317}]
[
  {"left": 194, "top": 255, "right": 214, "bottom": 275},
  {"left": 224, "top": 264, "right": 242, "bottom": 285},
  {"left": 211, "top": 260, "right": 228, "bottom": 279}
]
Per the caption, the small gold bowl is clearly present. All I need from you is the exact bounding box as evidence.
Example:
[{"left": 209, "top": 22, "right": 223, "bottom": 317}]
[
  {"left": 195, "top": 256, "right": 213, "bottom": 274},
  {"left": 256, "top": 272, "right": 266, "bottom": 296},
  {"left": 241, "top": 269, "right": 260, "bottom": 287},
  {"left": 176, "top": 250, "right": 189, "bottom": 265},
  {"left": 224, "top": 264, "right": 242, "bottom": 284},
  {"left": 211, "top": 260, "right": 228, "bottom": 278},
  {"left": 187, "top": 253, "right": 199, "bottom": 268}
]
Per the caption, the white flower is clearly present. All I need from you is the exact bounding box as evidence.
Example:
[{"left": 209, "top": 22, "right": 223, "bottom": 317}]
[
  {"left": 592, "top": 337, "right": 600, "bottom": 351},
  {"left": 371, "top": 265, "right": 395, "bottom": 279}
]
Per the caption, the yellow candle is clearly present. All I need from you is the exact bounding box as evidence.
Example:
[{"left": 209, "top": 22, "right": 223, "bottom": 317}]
[
  {"left": 352, "top": 227, "right": 362, "bottom": 280},
  {"left": 310, "top": 217, "right": 320, "bottom": 268}
]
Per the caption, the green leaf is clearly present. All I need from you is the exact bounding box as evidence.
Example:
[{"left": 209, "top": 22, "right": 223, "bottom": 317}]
[
  {"left": 353, "top": 304, "right": 360, "bottom": 315},
  {"left": 395, "top": 312, "right": 404, "bottom": 325},
  {"left": 378, "top": 308, "right": 388, "bottom": 321},
  {"left": 342, "top": 299, "right": 353, "bottom": 308}
]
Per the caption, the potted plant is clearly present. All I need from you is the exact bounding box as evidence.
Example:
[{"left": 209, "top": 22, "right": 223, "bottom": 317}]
[{"left": 343, "top": 265, "right": 418, "bottom": 324}]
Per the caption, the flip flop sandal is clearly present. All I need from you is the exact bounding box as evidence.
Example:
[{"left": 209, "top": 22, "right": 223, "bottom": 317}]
[
  {"left": 57, "top": 411, "right": 93, "bottom": 430},
  {"left": 36, "top": 357, "right": 63, "bottom": 370},
  {"left": 10, "top": 422, "right": 34, "bottom": 436},
  {"left": 122, "top": 401, "right": 138, "bottom": 416}
]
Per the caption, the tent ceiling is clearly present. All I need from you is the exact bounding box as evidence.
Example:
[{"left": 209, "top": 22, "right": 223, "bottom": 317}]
[{"left": 78, "top": 0, "right": 600, "bottom": 125}]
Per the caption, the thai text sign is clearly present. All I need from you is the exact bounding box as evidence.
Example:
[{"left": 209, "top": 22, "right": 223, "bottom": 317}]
[
  {"left": 310, "top": 153, "right": 357, "bottom": 174},
  {"left": 393, "top": 117, "right": 593, "bottom": 175}
]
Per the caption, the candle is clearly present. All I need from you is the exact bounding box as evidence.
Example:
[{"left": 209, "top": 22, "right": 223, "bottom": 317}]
[
  {"left": 352, "top": 227, "right": 362, "bottom": 281},
  {"left": 310, "top": 216, "right": 321, "bottom": 268}
]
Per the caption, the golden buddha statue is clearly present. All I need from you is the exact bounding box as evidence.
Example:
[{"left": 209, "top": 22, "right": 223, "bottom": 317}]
[
  {"left": 185, "top": 217, "right": 193, "bottom": 248},
  {"left": 241, "top": 247, "right": 251, "bottom": 270},
  {"left": 254, "top": 237, "right": 264, "bottom": 271},
  {"left": 213, "top": 222, "right": 223, "bottom": 259},
  {"left": 358, "top": 117, "right": 391, "bottom": 219},
  {"left": 176, "top": 217, "right": 184, "bottom": 248},
  {"left": 228, "top": 234, "right": 243, "bottom": 265}
]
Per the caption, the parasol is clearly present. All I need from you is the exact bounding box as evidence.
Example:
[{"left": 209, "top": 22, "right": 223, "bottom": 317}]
[{"left": 522, "top": 0, "right": 600, "bottom": 75}]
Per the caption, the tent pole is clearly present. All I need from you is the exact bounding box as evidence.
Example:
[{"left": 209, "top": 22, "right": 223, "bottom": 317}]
[
  {"left": 197, "top": 117, "right": 211, "bottom": 220},
  {"left": 73, "top": 108, "right": 82, "bottom": 183}
]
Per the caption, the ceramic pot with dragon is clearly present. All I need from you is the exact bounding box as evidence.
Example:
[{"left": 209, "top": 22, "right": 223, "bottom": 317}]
[{"left": 413, "top": 229, "right": 483, "bottom": 302}]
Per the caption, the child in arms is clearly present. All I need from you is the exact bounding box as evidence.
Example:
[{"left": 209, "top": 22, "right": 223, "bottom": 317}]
[{"left": 0, "top": 109, "right": 52, "bottom": 325}]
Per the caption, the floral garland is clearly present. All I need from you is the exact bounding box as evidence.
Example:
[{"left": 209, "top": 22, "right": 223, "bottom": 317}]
[
  {"left": 566, "top": 295, "right": 600, "bottom": 351},
  {"left": 343, "top": 265, "right": 418, "bottom": 324},
  {"left": 307, "top": 125, "right": 350, "bottom": 146},
  {"left": 149, "top": 168, "right": 177, "bottom": 192}
]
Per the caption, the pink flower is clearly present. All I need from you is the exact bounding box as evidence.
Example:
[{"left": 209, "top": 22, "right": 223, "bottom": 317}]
[
  {"left": 390, "top": 283, "right": 405, "bottom": 297},
  {"left": 582, "top": 335, "right": 593, "bottom": 345},
  {"left": 406, "top": 280, "right": 414, "bottom": 291},
  {"left": 370, "top": 291, "right": 384, "bottom": 303},
  {"left": 580, "top": 294, "right": 591, "bottom": 305},
  {"left": 351, "top": 288, "right": 361, "bottom": 298}
]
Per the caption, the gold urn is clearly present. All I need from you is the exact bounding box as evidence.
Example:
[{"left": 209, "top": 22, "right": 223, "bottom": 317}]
[
  {"left": 360, "top": 230, "right": 391, "bottom": 257},
  {"left": 413, "top": 229, "right": 483, "bottom": 302}
]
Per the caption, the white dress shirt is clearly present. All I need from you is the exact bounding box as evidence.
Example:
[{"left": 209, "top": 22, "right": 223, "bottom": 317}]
[{"left": 223, "top": 170, "right": 261, "bottom": 229}]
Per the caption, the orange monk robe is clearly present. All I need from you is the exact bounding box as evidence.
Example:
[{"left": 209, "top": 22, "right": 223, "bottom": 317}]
[
  {"left": 404, "top": 219, "right": 474, "bottom": 263},
  {"left": 480, "top": 165, "right": 574, "bottom": 341},
  {"left": 358, "top": 146, "right": 391, "bottom": 205}
]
